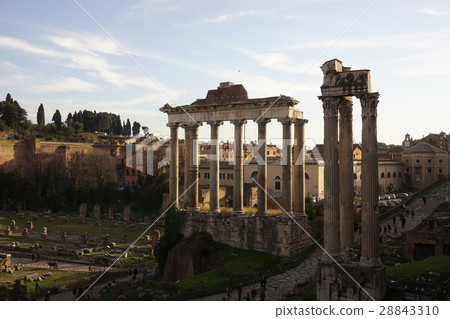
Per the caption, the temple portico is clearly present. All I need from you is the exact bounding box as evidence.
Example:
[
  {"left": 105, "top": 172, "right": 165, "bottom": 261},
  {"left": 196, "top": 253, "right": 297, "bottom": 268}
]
[
  {"left": 160, "top": 82, "right": 307, "bottom": 217},
  {"left": 160, "top": 82, "right": 311, "bottom": 257}
]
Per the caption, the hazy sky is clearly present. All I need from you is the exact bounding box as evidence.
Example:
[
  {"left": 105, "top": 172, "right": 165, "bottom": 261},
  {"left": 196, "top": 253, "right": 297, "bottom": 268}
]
[{"left": 1, "top": 0, "right": 449, "bottom": 147}]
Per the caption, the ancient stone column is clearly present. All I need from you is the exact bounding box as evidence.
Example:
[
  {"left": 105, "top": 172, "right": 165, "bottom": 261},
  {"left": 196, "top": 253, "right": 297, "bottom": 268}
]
[
  {"left": 231, "top": 119, "right": 247, "bottom": 214},
  {"left": 188, "top": 123, "right": 201, "bottom": 211},
  {"left": 279, "top": 118, "right": 293, "bottom": 214},
  {"left": 359, "top": 93, "right": 381, "bottom": 268},
  {"left": 339, "top": 98, "right": 355, "bottom": 260},
  {"left": 320, "top": 96, "right": 340, "bottom": 258},
  {"left": 183, "top": 125, "right": 191, "bottom": 205},
  {"left": 293, "top": 119, "right": 308, "bottom": 218},
  {"left": 208, "top": 121, "right": 223, "bottom": 213},
  {"left": 256, "top": 118, "right": 270, "bottom": 216},
  {"left": 168, "top": 123, "right": 180, "bottom": 206}
]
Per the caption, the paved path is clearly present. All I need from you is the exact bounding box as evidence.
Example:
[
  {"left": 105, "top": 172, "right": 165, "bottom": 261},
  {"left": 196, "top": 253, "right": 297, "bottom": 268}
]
[
  {"left": 378, "top": 197, "right": 441, "bottom": 240},
  {"left": 193, "top": 250, "right": 321, "bottom": 301}
]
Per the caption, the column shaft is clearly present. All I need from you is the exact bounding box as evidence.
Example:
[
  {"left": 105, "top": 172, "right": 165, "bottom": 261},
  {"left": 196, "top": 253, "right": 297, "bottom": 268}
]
[
  {"left": 339, "top": 98, "right": 354, "bottom": 259},
  {"left": 280, "top": 119, "right": 293, "bottom": 214},
  {"left": 188, "top": 123, "right": 201, "bottom": 211},
  {"left": 293, "top": 119, "right": 307, "bottom": 218},
  {"left": 256, "top": 119, "right": 270, "bottom": 216},
  {"left": 183, "top": 126, "right": 191, "bottom": 205},
  {"left": 359, "top": 93, "right": 381, "bottom": 268},
  {"left": 168, "top": 123, "right": 179, "bottom": 206},
  {"left": 320, "top": 97, "right": 340, "bottom": 258},
  {"left": 208, "top": 121, "right": 223, "bottom": 213},
  {"left": 232, "top": 120, "right": 246, "bottom": 213}
]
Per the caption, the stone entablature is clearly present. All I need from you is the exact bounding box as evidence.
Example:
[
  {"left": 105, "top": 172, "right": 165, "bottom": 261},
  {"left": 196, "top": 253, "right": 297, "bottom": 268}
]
[{"left": 160, "top": 95, "right": 301, "bottom": 123}]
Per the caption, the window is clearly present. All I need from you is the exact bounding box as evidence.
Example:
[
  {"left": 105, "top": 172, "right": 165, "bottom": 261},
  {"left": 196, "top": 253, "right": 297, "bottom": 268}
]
[
  {"left": 415, "top": 167, "right": 421, "bottom": 175},
  {"left": 274, "top": 176, "right": 281, "bottom": 190},
  {"left": 387, "top": 172, "right": 391, "bottom": 178},
  {"left": 306, "top": 172, "right": 311, "bottom": 180},
  {"left": 405, "top": 168, "right": 409, "bottom": 173},
  {"left": 220, "top": 173, "right": 225, "bottom": 180},
  {"left": 416, "top": 159, "right": 421, "bottom": 164},
  {"left": 380, "top": 172, "right": 385, "bottom": 178},
  {"left": 405, "top": 159, "right": 410, "bottom": 164},
  {"left": 439, "top": 168, "right": 444, "bottom": 174},
  {"left": 398, "top": 172, "right": 402, "bottom": 178},
  {"left": 439, "top": 159, "right": 444, "bottom": 164},
  {"left": 227, "top": 173, "right": 233, "bottom": 180},
  {"left": 393, "top": 172, "right": 397, "bottom": 178},
  {"left": 251, "top": 171, "right": 258, "bottom": 179},
  {"left": 427, "top": 168, "right": 432, "bottom": 174},
  {"left": 427, "top": 158, "right": 432, "bottom": 164},
  {"left": 204, "top": 172, "right": 210, "bottom": 179},
  {"left": 267, "top": 151, "right": 270, "bottom": 155}
]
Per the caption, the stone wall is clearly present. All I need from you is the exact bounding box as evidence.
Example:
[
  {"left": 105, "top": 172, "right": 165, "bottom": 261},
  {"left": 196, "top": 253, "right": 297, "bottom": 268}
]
[
  {"left": 404, "top": 230, "right": 450, "bottom": 261},
  {"left": 183, "top": 211, "right": 312, "bottom": 257}
]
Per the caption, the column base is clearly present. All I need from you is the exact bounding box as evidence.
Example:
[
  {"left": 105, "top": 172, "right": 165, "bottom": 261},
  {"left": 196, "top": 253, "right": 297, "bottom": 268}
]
[
  {"left": 359, "top": 256, "right": 382, "bottom": 268},
  {"left": 232, "top": 210, "right": 244, "bottom": 215},
  {"left": 317, "top": 260, "right": 386, "bottom": 301},
  {"left": 210, "top": 209, "right": 220, "bottom": 214},
  {"left": 187, "top": 207, "right": 200, "bottom": 213}
]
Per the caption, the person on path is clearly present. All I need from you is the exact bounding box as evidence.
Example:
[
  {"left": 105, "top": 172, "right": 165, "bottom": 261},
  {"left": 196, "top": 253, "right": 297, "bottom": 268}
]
[
  {"left": 237, "top": 283, "right": 243, "bottom": 301},
  {"left": 251, "top": 287, "right": 257, "bottom": 301},
  {"left": 260, "top": 289, "right": 266, "bottom": 301},
  {"left": 394, "top": 224, "right": 398, "bottom": 236},
  {"left": 260, "top": 275, "right": 267, "bottom": 290},
  {"left": 411, "top": 208, "right": 415, "bottom": 219},
  {"left": 423, "top": 197, "right": 427, "bottom": 206}
]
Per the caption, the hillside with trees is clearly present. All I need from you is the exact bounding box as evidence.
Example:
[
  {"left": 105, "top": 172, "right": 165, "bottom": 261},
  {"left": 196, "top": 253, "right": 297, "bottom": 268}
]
[{"left": 0, "top": 93, "right": 142, "bottom": 141}]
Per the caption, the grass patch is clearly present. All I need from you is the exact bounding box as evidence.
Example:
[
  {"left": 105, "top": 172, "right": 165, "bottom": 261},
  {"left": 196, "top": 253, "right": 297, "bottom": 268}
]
[
  {"left": 386, "top": 255, "right": 450, "bottom": 281},
  {"left": 172, "top": 244, "right": 280, "bottom": 300}
]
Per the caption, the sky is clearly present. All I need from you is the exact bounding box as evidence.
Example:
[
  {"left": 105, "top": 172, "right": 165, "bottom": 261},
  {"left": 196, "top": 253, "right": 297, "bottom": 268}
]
[{"left": 1, "top": 0, "right": 449, "bottom": 148}]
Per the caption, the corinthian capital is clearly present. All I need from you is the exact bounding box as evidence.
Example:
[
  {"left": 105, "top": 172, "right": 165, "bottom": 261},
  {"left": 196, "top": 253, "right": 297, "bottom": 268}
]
[
  {"left": 360, "top": 92, "right": 379, "bottom": 118},
  {"left": 319, "top": 96, "right": 339, "bottom": 117}
]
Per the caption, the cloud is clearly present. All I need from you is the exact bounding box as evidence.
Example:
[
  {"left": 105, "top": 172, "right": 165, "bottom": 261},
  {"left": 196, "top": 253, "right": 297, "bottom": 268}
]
[
  {"left": 30, "top": 77, "right": 99, "bottom": 93},
  {"left": 125, "top": 0, "right": 182, "bottom": 20},
  {"left": 417, "top": 8, "right": 447, "bottom": 16},
  {"left": 203, "top": 11, "right": 272, "bottom": 24},
  {"left": 0, "top": 33, "right": 183, "bottom": 97}
]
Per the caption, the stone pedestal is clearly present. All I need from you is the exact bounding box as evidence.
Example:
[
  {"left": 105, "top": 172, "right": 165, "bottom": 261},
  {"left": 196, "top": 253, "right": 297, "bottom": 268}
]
[
  {"left": 317, "top": 261, "right": 386, "bottom": 301},
  {"left": 79, "top": 203, "right": 87, "bottom": 218},
  {"left": 108, "top": 208, "right": 114, "bottom": 220},
  {"left": 123, "top": 205, "right": 131, "bottom": 221},
  {"left": 93, "top": 204, "right": 101, "bottom": 220}
]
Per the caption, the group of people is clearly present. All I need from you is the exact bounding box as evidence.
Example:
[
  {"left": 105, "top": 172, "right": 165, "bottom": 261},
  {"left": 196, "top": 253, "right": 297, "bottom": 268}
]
[{"left": 222, "top": 275, "right": 267, "bottom": 301}]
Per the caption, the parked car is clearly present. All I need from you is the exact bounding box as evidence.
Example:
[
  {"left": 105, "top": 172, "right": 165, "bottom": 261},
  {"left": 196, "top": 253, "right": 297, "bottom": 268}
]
[
  {"left": 386, "top": 201, "right": 396, "bottom": 207},
  {"left": 378, "top": 201, "right": 388, "bottom": 207},
  {"left": 396, "top": 192, "right": 409, "bottom": 198},
  {"left": 378, "top": 194, "right": 390, "bottom": 200},
  {"left": 387, "top": 194, "right": 396, "bottom": 199}
]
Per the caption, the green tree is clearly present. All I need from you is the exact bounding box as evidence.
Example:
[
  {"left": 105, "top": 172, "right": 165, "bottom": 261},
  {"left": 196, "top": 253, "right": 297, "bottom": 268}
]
[
  {"left": 65, "top": 112, "right": 73, "bottom": 127},
  {"left": 125, "top": 118, "right": 131, "bottom": 136},
  {"left": 0, "top": 93, "right": 29, "bottom": 129},
  {"left": 132, "top": 121, "right": 141, "bottom": 136},
  {"left": 37, "top": 103, "right": 45, "bottom": 127},
  {"left": 52, "top": 109, "right": 62, "bottom": 130}
]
